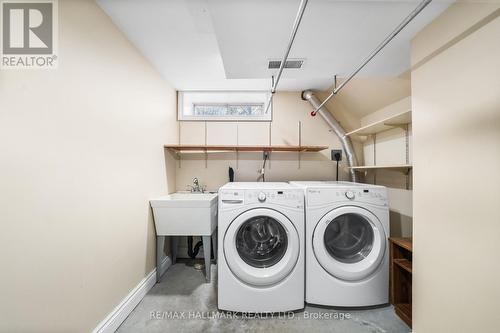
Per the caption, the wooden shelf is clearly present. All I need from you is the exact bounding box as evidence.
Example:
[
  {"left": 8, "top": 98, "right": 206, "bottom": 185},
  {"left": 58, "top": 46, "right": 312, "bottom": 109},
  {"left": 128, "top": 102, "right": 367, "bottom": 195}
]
[
  {"left": 349, "top": 165, "right": 412, "bottom": 173},
  {"left": 390, "top": 237, "right": 413, "bottom": 328},
  {"left": 395, "top": 303, "right": 412, "bottom": 327},
  {"left": 164, "top": 144, "right": 328, "bottom": 153},
  {"left": 391, "top": 237, "right": 413, "bottom": 252},
  {"left": 346, "top": 110, "right": 411, "bottom": 137},
  {"left": 394, "top": 259, "right": 412, "bottom": 274}
]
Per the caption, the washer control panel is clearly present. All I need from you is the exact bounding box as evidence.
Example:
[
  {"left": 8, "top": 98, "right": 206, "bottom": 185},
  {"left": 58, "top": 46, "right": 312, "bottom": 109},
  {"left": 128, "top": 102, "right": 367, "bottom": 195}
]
[
  {"left": 345, "top": 190, "right": 355, "bottom": 200},
  {"left": 219, "top": 189, "right": 303, "bottom": 208}
]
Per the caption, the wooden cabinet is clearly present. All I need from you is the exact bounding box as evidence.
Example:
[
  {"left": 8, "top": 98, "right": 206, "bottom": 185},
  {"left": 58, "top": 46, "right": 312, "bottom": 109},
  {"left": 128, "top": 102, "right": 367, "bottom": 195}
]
[{"left": 389, "top": 237, "right": 412, "bottom": 327}]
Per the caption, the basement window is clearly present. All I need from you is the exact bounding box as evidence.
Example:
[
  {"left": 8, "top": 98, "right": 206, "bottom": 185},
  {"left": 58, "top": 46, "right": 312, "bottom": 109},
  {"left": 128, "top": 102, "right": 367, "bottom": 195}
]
[{"left": 178, "top": 91, "right": 272, "bottom": 121}]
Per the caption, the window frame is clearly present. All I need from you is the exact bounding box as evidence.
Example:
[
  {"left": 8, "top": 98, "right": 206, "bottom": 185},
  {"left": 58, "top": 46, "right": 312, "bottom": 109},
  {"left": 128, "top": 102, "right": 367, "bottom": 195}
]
[{"left": 177, "top": 91, "right": 272, "bottom": 122}]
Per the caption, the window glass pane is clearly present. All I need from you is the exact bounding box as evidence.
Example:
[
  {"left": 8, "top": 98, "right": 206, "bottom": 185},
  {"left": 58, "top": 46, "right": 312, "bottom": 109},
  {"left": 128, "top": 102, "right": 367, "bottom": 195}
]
[
  {"left": 323, "top": 213, "right": 374, "bottom": 264},
  {"left": 193, "top": 104, "right": 264, "bottom": 118},
  {"left": 227, "top": 104, "right": 264, "bottom": 116},
  {"left": 179, "top": 91, "right": 271, "bottom": 121},
  {"left": 193, "top": 104, "right": 228, "bottom": 117},
  {"left": 236, "top": 216, "right": 288, "bottom": 268}
]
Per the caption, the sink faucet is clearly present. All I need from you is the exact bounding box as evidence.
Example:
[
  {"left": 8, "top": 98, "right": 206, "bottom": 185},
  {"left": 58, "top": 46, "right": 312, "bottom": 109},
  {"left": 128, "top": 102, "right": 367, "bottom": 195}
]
[{"left": 187, "top": 177, "right": 205, "bottom": 193}]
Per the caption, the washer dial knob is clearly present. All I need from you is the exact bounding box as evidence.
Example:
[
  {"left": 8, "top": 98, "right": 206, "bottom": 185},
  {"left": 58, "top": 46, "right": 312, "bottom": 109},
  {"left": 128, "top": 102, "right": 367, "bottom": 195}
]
[
  {"left": 258, "top": 192, "right": 267, "bottom": 202},
  {"left": 345, "top": 190, "right": 355, "bottom": 200}
]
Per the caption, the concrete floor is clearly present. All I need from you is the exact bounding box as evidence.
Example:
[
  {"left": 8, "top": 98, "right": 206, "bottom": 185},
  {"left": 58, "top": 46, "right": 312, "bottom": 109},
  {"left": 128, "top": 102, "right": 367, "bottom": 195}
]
[{"left": 118, "top": 263, "right": 410, "bottom": 333}]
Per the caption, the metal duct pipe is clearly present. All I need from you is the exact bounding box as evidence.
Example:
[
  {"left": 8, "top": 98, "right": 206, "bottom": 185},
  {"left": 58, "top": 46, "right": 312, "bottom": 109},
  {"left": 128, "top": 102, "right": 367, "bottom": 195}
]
[{"left": 302, "top": 90, "right": 359, "bottom": 182}]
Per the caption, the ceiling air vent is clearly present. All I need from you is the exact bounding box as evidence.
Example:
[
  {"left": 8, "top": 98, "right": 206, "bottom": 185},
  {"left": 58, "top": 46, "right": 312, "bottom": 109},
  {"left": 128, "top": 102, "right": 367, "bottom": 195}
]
[{"left": 268, "top": 59, "right": 304, "bottom": 69}]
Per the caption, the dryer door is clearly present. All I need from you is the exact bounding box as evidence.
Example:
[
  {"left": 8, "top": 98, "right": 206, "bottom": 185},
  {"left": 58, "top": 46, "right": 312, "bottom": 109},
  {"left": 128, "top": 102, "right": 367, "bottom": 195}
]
[
  {"left": 224, "top": 208, "right": 300, "bottom": 286},
  {"left": 312, "top": 206, "right": 386, "bottom": 281}
]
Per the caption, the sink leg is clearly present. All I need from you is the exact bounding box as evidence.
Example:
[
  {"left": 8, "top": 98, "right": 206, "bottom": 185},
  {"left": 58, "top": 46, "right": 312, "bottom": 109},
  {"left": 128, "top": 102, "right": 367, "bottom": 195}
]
[
  {"left": 212, "top": 228, "right": 217, "bottom": 264},
  {"left": 202, "top": 235, "right": 211, "bottom": 283},
  {"left": 170, "top": 236, "right": 178, "bottom": 265},
  {"left": 156, "top": 236, "right": 165, "bottom": 283}
]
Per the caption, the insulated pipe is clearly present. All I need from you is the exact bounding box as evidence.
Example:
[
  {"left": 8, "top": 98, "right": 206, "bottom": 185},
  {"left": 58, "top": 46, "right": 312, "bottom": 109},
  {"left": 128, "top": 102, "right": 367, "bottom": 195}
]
[
  {"left": 302, "top": 90, "right": 359, "bottom": 182},
  {"left": 314, "top": 0, "right": 432, "bottom": 112}
]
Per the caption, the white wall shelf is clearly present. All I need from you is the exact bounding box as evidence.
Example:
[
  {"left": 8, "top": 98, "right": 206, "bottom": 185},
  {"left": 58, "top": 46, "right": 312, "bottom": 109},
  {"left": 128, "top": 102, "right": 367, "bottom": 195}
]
[
  {"left": 346, "top": 110, "right": 411, "bottom": 138},
  {"left": 350, "top": 164, "right": 412, "bottom": 173},
  {"left": 164, "top": 144, "right": 328, "bottom": 153}
]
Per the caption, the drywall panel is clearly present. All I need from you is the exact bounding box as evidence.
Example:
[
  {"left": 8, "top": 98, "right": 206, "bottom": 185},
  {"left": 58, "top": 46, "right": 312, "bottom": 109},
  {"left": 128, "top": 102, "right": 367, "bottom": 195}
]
[
  {"left": 238, "top": 122, "right": 270, "bottom": 145},
  {"left": 361, "top": 96, "right": 411, "bottom": 126},
  {"left": 0, "top": 1, "right": 178, "bottom": 331},
  {"left": 179, "top": 122, "right": 205, "bottom": 145},
  {"left": 411, "top": 4, "right": 500, "bottom": 332},
  {"left": 387, "top": 188, "right": 413, "bottom": 237},
  {"left": 374, "top": 127, "right": 408, "bottom": 166},
  {"left": 206, "top": 122, "right": 238, "bottom": 145},
  {"left": 411, "top": 2, "right": 500, "bottom": 67},
  {"left": 363, "top": 136, "right": 375, "bottom": 166}
]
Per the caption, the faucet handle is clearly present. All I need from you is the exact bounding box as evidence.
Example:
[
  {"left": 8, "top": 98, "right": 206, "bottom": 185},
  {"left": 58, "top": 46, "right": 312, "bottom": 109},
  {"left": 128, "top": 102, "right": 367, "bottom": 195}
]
[{"left": 186, "top": 185, "right": 195, "bottom": 192}]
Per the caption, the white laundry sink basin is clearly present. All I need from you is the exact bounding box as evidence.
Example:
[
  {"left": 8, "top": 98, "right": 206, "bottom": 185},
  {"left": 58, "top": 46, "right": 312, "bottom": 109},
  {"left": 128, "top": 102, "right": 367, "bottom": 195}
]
[
  {"left": 158, "top": 192, "right": 217, "bottom": 207},
  {"left": 150, "top": 192, "right": 218, "bottom": 236}
]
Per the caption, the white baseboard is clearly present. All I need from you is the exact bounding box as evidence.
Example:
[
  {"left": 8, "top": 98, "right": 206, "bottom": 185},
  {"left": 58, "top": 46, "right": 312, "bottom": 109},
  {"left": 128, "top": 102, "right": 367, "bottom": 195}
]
[
  {"left": 92, "top": 256, "right": 172, "bottom": 333},
  {"left": 158, "top": 255, "right": 172, "bottom": 278}
]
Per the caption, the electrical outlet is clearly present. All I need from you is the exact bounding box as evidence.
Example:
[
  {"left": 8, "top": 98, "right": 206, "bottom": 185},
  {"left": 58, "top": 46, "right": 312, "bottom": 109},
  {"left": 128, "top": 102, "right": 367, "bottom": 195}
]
[{"left": 331, "top": 149, "right": 342, "bottom": 161}]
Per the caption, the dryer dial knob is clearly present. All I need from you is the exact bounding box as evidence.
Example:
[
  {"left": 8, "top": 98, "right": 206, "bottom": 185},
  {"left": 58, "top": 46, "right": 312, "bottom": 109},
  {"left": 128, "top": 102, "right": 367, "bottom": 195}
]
[
  {"left": 258, "top": 192, "right": 266, "bottom": 202},
  {"left": 345, "top": 190, "right": 355, "bottom": 200}
]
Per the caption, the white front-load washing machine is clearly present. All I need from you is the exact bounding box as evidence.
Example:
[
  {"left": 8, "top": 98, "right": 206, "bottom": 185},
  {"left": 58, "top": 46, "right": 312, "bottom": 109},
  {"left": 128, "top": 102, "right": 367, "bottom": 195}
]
[
  {"left": 289, "top": 181, "right": 389, "bottom": 307},
  {"left": 218, "top": 182, "right": 304, "bottom": 312}
]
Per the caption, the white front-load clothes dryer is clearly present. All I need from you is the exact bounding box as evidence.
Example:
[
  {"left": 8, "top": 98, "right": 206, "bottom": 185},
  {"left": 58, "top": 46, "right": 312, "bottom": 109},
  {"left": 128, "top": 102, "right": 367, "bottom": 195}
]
[
  {"left": 289, "top": 181, "right": 389, "bottom": 307},
  {"left": 218, "top": 182, "right": 305, "bottom": 312}
]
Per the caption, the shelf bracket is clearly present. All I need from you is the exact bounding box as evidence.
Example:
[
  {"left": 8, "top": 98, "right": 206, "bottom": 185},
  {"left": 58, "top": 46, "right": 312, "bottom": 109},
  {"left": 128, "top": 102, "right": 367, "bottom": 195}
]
[
  {"left": 405, "top": 123, "right": 410, "bottom": 189},
  {"left": 204, "top": 122, "right": 208, "bottom": 169},
  {"left": 298, "top": 121, "right": 302, "bottom": 169},
  {"left": 373, "top": 133, "right": 377, "bottom": 185},
  {"left": 178, "top": 121, "right": 182, "bottom": 169},
  {"left": 236, "top": 122, "right": 239, "bottom": 169},
  {"left": 384, "top": 122, "right": 409, "bottom": 130}
]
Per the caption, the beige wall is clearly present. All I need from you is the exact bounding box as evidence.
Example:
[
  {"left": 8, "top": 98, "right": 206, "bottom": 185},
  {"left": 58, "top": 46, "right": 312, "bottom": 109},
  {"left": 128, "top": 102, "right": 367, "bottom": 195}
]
[
  {"left": 0, "top": 0, "right": 177, "bottom": 332},
  {"left": 411, "top": 3, "right": 500, "bottom": 332},
  {"left": 174, "top": 92, "right": 360, "bottom": 191},
  {"left": 321, "top": 75, "right": 411, "bottom": 120},
  {"left": 359, "top": 97, "right": 413, "bottom": 237}
]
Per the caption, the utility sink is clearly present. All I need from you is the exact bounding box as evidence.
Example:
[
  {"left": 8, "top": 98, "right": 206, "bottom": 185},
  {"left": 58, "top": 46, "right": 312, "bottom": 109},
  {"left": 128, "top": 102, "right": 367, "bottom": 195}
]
[{"left": 150, "top": 192, "right": 218, "bottom": 236}]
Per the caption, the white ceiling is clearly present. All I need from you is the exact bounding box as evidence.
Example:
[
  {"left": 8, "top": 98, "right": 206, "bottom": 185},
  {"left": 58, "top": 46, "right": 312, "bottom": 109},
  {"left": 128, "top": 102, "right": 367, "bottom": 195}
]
[{"left": 97, "top": 0, "right": 452, "bottom": 91}]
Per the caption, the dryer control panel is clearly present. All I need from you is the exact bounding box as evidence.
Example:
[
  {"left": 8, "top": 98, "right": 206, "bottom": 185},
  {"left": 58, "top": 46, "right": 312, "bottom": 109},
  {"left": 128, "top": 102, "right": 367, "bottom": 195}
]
[
  {"left": 307, "top": 187, "right": 388, "bottom": 207},
  {"left": 219, "top": 189, "right": 304, "bottom": 209}
]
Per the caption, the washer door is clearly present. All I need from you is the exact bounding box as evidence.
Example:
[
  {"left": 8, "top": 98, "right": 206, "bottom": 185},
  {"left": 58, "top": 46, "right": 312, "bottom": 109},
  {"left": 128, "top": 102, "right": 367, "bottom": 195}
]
[
  {"left": 313, "top": 206, "right": 386, "bottom": 281},
  {"left": 224, "top": 208, "right": 300, "bottom": 286}
]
